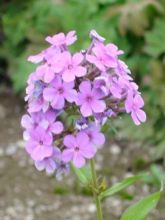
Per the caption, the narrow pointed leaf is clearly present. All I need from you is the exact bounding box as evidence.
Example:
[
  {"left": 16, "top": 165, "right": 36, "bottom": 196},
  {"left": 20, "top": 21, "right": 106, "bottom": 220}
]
[
  {"left": 120, "top": 191, "right": 161, "bottom": 220},
  {"left": 100, "top": 174, "right": 146, "bottom": 200}
]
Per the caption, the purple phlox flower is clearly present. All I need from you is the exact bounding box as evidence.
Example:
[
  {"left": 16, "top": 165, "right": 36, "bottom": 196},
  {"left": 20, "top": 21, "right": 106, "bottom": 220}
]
[
  {"left": 62, "top": 132, "right": 96, "bottom": 168},
  {"left": 28, "top": 45, "right": 61, "bottom": 64},
  {"left": 83, "top": 124, "right": 105, "bottom": 149},
  {"left": 115, "top": 60, "right": 132, "bottom": 80},
  {"left": 39, "top": 109, "right": 64, "bottom": 135},
  {"left": 28, "top": 51, "right": 45, "bottom": 64},
  {"left": 76, "top": 81, "right": 106, "bottom": 117},
  {"left": 94, "top": 109, "right": 114, "bottom": 126},
  {"left": 75, "top": 117, "right": 88, "bottom": 130},
  {"left": 43, "top": 76, "right": 77, "bottom": 109},
  {"left": 118, "top": 76, "right": 139, "bottom": 93},
  {"left": 106, "top": 43, "right": 124, "bottom": 57},
  {"left": 61, "top": 51, "right": 86, "bottom": 82},
  {"left": 46, "top": 52, "right": 65, "bottom": 74},
  {"left": 125, "top": 92, "right": 146, "bottom": 125},
  {"left": 94, "top": 75, "right": 109, "bottom": 97},
  {"left": 108, "top": 76, "right": 124, "bottom": 99},
  {"left": 28, "top": 96, "right": 49, "bottom": 113},
  {"left": 21, "top": 112, "right": 43, "bottom": 140},
  {"left": 35, "top": 64, "right": 55, "bottom": 83},
  {"left": 89, "top": 30, "right": 105, "bottom": 43},
  {"left": 44, "top": 46, "right": 61, "bottom": 62},
  {"left": 86, "top": 43, "right": 117, "bottom": 71},
  {"left": 32, "top": 80, "right": 46, "bottom": 98},
  {"left": 55, "top": 161, "right": 70, "bottom": 181},
  {"left": 26, "top": 126, "right": 53, "bottom": 161},
  {"left": 46, "top": 30, "right": 77, "bottom": 47},
  {"left": 21, "top": 114, "right": 34, "bottom": 131},
  {"left": 35, "top": 147, "right": 61, "bottom": 174},
  {"left": 25, "top": 72, "right": 39, "bottom": 101}
]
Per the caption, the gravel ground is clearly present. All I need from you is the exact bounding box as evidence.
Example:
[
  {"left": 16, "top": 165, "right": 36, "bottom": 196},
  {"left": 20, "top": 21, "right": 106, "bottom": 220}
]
[{"left": 0, "top": 92, "right": 164, "bottom": 220}]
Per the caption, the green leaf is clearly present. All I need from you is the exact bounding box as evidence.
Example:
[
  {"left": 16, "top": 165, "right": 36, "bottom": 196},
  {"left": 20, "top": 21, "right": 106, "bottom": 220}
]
[
  {"left": 120, "top": 191, "right": 161, "bottom": 220},
  {"left": 72, "top": 164, "right": 92, "bottom": 185},
  {"left": 145, "top": 16, "right": 165, "bottom": 57},
  {"left": 10, "top": 55, "right": 35, "bottom": 92},
  {"left": 100, "top": 174, "right": 147, "bottom": 200}
]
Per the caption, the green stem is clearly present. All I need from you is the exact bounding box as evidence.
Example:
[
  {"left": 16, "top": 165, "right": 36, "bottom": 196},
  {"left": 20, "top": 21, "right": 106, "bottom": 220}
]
[{"left": 90, "top": 158, "right": 104, "bottom": 220}]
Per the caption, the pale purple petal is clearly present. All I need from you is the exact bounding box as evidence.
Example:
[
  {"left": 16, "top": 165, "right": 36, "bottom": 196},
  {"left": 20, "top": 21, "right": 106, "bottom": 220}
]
[
  {"left": 72, "top": 53, "right": 83, "bottom": 65},
  {"left": 21, "top": 115, "right": 32, "bottom": 129},
  {"left": 73, "top": 153, "right": 85, "bottom": 168},
  {"left": 66, "top": 30, "right": 77, "bottom": 45},
  {"left": 62, "top": 51, "right": 72, "bottom": 64},
  {"left": 76, "top": 132, "right": 89, "bottom": 149},
  {"left": 28, "top": 52, "right": 44, "bottom": 63},
  {"left": 91, "top": 100, "right": 106, "bottom": 113},
  {"left": 45, "top": 159, "right": 57, "bottom": 174},
  {"left": 62, "top": 149, "right": 74, "bottom": 162},
  {"left": 44, "top": 69, "right": 54, "bottom": 83},
  {"left": 64, "top": 89, "right": 77, "bottom": 103},
  {"left": 131, "top": 111, "right": 140, "bottom": 125},
  {"left": 79, "top": 81, "right": 91, "bottom": 93},
  {"left": 31, "top": 145, "right": 53, "bottom": 161},
  {"left": 134, "top": 94, "right": 144, "bottom": 108},
  {"left": 136, "top": 109, "right": 146, "bottom": 123},
  {"left": 74, "top": 66, "right": 87, "bottom": 77},
  {"left": 35, "top": 160, "right": 46, "bottom": 171},
  {"left": 80, "top": 103, "right": 92, "bottom": 117},
  {"left": 92, "top": 132, "right": 105, "bottom": 148},
  {"left": 51, "top": 121, "right": 63, "bottom": 134},
  {"left": 64, "top": 135, "right": 76, "bottom": 148},
  {"left": 52, "top": 97, "right": 65, "bottom": 109},
  {"left": 80, "top": 145, "right": 96, "bottom": 159},
  {"left": 62, "top": 70, "right": 75, "bottom": 82},
  {"left": 43, "top": 88, "right": 55, "bottom": 102}
]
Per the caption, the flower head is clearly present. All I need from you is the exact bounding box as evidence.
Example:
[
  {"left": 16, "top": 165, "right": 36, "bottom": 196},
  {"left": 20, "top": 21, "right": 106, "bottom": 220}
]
[{"left": 22, "top": 30, "right": 146, "bottom": 178}]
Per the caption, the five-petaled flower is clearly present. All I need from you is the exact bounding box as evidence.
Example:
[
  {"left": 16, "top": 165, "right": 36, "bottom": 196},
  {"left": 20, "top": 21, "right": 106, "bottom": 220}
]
[
  {"left": 62, "top": 132, "right": 96, "bottom": 168},
  {"left": 62, "top": 51, "right": 86, "bottom": 82},
  {"left": 26, "top": 127, "right": 53, "bottom": 161},
  {"left": 125, "top": 92, "right": 146, "bottom": 125},
  {"left": 76, "top": 81, "right": 106, "bottom": 117},
  {"left": 43, "top": 76, "right": 77, "bottom": 109}
]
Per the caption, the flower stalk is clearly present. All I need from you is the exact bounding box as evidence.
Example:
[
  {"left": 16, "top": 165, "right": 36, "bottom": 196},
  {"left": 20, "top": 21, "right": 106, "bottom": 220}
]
[{"left": 90, "top": 158, "right": 104, "bottom": 220}]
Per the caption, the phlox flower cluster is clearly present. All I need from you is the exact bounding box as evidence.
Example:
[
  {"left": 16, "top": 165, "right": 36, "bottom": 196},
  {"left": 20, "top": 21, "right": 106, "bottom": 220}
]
[{"left": 21, "top": 30, "right": 146, "bottom": 179}]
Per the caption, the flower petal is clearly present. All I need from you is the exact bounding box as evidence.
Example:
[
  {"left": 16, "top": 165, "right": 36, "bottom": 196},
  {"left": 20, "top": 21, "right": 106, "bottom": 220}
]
[
  {"left": 136, "top": 109, "right": 146, "bottom": 123},
  {"left": 80, "top": 103, "right": 92, "bottom": 117},
  {"left": 91, "top": 100, "right": 106, "bottom": 113},
  {"left": 62, "top": 149, "right": 74, "bottom": 162},
  {"left": 64, "top": 135, "right": 76, "bottom": 148},
  {"left": 73, "top": 153, "right": 85, "bottom": 168},
  {"left": 51, "top": 121, "right": 63, "bottom": 134}
]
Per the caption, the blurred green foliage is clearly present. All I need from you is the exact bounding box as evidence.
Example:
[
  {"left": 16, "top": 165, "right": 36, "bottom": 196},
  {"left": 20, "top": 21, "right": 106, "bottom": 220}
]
[{"left": 0, "top": 0, "right": 165, "bottom": 154}]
